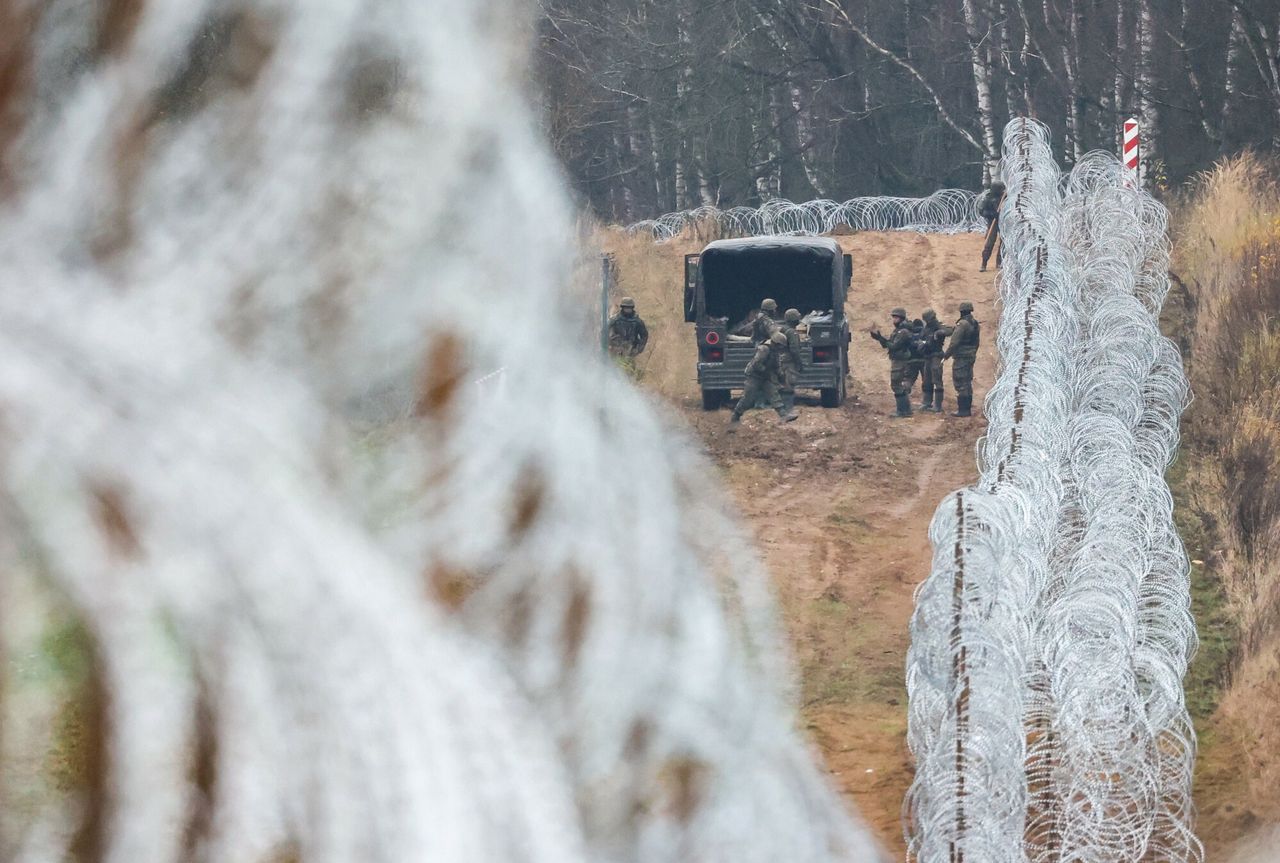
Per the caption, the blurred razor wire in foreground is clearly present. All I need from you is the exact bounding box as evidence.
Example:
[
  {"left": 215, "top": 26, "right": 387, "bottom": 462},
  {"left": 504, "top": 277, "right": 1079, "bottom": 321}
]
[{"left": 0, "top": 2, "right": 884, "bottom": 861}]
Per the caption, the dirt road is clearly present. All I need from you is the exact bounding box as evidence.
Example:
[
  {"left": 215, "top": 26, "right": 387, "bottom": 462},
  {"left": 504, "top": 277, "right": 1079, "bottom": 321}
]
[{"left": 607, "top": 229, "right": 998, "bottom": 855}]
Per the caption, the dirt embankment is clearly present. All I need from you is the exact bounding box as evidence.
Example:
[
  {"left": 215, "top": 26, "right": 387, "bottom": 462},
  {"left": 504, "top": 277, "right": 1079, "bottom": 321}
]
[{"left": 602, "top": 229, "right": 998, "bottom": 855}]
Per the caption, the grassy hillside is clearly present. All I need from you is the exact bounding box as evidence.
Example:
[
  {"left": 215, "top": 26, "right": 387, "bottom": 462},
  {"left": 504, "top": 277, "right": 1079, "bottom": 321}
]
[{"left": 1168, "top": 154, "right": 1280, "bottom": 854}]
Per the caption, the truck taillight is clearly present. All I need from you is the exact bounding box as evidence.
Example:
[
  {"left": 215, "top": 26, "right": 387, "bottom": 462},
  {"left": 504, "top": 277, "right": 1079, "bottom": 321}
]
[
  {"left": 705, "top": 347, "right": 724, "bottom": 362},
  {"left": 813, "top": 347, "right": 834, "bottom": 363},
  {"left": 705, "top": 330, "right": 721, "bottom": 345}
]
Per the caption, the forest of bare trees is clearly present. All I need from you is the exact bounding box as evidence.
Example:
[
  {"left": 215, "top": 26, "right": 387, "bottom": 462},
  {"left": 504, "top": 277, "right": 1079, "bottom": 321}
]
[{"left": 534, "top": 0, "right": 1280, "bottom": 222}]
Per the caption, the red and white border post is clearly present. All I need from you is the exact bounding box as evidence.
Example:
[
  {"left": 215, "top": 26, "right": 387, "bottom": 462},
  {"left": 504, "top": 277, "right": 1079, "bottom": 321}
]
[{"left": 1123, "top": 118, "right": 1140, "bottom": 187}]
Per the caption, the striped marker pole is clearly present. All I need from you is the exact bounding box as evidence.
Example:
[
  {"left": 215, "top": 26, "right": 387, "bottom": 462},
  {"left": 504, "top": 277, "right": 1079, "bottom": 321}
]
[{"left": 1123, "top": 118, "right": 1140, "bottom": 187}]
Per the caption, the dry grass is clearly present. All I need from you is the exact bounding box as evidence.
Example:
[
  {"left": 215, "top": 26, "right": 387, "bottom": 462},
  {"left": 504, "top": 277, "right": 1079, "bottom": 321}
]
[
  {"left": 1169, "top": 153, "right": 1280, "bottom": 852},
  {"left": 595, "top": 228, "right": 703, "bottom": 403}
]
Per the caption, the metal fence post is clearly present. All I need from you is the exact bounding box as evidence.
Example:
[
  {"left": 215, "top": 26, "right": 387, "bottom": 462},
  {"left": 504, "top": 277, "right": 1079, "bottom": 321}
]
[{"left": 601, "top": 254, "right": 613, "bottom": 357}]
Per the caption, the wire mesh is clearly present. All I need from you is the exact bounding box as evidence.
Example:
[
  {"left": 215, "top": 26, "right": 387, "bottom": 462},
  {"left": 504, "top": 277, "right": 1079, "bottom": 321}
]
[
  {"left": 627, "top": 190, "right": 983, "bottom": 242},
  {"left": 0, "top": 2, "right": 886, "bottom": 862},
  {"left": 905, "top": 119, "right": 1201, "bottom": 863}
]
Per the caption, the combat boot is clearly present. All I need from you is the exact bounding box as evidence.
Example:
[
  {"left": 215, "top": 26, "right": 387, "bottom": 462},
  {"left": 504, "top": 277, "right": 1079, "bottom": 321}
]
[
  {"left": 918, "top": 387, "right": 933, "bottom": 412},
  {"left": 890, "top": 394, "right": 913, "bottom": 418},
  {"left": 933, "top": 389, "right": 945, "bottom": 412},
  {"left": 778, "top": 409, "right": 799, "bottom": 423},
  {"left": 951, "top": 395, "right": 972, "bottom": 417}
]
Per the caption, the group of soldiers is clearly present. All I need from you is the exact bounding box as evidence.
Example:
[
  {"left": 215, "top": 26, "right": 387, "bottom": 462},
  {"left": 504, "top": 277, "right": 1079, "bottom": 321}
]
[
  {"left": 608, "top": 293, "right": 982, "bottom": 423},
  {"left": 869, "top": 302, "right": 980, "bottom": 418}
]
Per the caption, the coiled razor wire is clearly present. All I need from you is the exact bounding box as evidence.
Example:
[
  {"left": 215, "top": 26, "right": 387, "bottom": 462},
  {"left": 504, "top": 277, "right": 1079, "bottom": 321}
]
[
  {"left": 905, "top": 120, "right": 1201, "bottom": 863},
  {"left": 626, "top": 190, "right": 983, "bottom": 241},
  {"left": 0, "top": 3, "right": 888, "bottom": 862}
]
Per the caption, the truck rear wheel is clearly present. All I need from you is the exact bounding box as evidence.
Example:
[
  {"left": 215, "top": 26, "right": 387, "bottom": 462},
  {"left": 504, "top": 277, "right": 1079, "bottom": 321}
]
[
  {"left": 702, "top": 389, "right": 730, "bottom": 410},
  {"left": 820, "top": 376, "right": 846, "bottom": 408}
]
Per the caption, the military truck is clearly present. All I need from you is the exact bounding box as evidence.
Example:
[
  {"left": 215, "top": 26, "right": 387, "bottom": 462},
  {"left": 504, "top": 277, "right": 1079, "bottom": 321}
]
[{"left": 683, "top": 236, "right": 852, "bottom": 410}]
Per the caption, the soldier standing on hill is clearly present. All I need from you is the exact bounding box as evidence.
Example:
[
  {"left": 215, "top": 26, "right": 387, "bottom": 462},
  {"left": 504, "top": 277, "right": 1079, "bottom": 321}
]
[
  {"left": 919, "top": 308, "right": 952, "bottom": 412},
  {"left": 979, "top": 181, "right": 1006, "bottom": 272},
  {"left": 778, "top": 308, "right": 806, "bottom": 415},
  {"left": 944, "top": 301, "right": 981, "bottom": 417},
  {"left": 607, "top": 297, "right": 649, "bottom": 377},
  {"left": 869, "top": 307, "right": 915, "bottom": 418},
  {"left": 730, "top": 331, "right": 799, "bottom": 426}
]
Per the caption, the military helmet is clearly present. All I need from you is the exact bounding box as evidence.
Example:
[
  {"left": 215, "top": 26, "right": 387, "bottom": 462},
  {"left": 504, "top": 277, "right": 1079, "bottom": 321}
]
[
  {"left": 761, "top": 298, "right": 778, "bottom": 313},
  {"left": 890, "top": 307, "right": 907, "bottom": 319},
  {"left": 959, "top": 301, "right": 974, "bottom": 314},
  {"left": 620, "top": 297, "right": 636, "bottom": 309},
  {"left": 784, "top": 308, "right": 802, "bottom": 324},
  {"left": 769, "top": 331, "right": 788, "bottom": 347},
  {"left": 922, "top": 308, "right": 937, "bottom": 322}
]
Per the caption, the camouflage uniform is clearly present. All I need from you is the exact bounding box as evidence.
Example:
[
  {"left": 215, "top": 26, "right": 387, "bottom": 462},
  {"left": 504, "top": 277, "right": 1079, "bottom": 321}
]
[
  {"left": 735, "top": 298, "right": 781, "bottom": 344},
  {"left": 778, "top": 308, "right": 806, "bottom": 413},
  {"left": 944, "top": 302, "right": 981, "bottom": 417},
  {"left": 607, "top": 298, "right": 649, "bottom": 377},
  {"left": 871, "top": 308, "right": 915, "bottom": 417},
  {"left": 731, "top": 332, "right": 798, "bottom": 423},
  {"left": 919, "top": 308, "right": 953, "bottom": 412},
  {"left": 904, "top": 318, "right": 926, "bottom": 400}
]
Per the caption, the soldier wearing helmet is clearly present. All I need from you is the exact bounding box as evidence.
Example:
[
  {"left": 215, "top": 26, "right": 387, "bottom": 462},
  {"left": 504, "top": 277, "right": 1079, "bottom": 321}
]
[
  {"left": 943, "top": 301, "right": 981, "bottom": 416},
  {"left": 733, "top": 297, "right": 782, "bottom": 344},
  {"left": 730, "top": 329, "right": 799, "bottom": 425},
  {"left": 607, "top": 296, "right": 649, "bottom": 377},
  {"left": 869, "top": 306, "right": 916, "bottom": 418},
  {"left": 777, "top": 308, "right": 807, "bottom": 415},
  {"left": 918, "top": 308, "right": 953, "bottom": 412}
]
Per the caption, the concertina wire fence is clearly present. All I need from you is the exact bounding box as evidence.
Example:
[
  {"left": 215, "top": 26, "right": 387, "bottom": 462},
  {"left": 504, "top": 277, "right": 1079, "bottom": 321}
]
[
  {"left": 0, "top": 2, "right": 888, "bottom": 862},
  {"left": 904, "top": 119, "right": 1201, "bottom": 862},
  {"left": 627, "top": 190, "right": 983, "bottom": 241}
]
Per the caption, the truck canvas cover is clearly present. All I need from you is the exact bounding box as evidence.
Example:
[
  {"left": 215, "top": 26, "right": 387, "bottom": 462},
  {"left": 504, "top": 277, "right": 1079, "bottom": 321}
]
[{"left": 698, "top": 236, "right": 844, "bottom": 325}]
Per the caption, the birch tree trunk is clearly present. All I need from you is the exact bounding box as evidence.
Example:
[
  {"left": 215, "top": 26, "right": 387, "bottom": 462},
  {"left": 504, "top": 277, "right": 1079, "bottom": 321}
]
[
  {"left": 1137, "top": 0, "right": 1161, "bottom": 183},
  {"left": 961, "top": 0, "right": 1000, "bottom": 182},
  {"left": 1114, "top": 0, "right": 1130, "bottom": 152},
  {"left": 1060, "top": 0, "right": 1086, "bottom": 162},
  {"left": 999, "top": 1, "right": 1020, "bottom": 119},
  {"left": 1017, "top": 0, "right": 1038, "bottom": 115},
  {"left": 763, "top": 86, "right": 783, "bottom": 200},
  {"left": 647, "top": 114, "right": 668, "bottom": 213},
  {"left": 626, "top": 102, "right": 657, "bottom": 217},
  {"left": 1222, "top": 10, "right": 1246, "bottom": 152},
  {"left": 1180, "top": 0, "right": 1223, "bottom": 145},
  {"left": 791, "top": 85, "right": 828, "bottom": 198},
  {"left": 1233, "top": 2, "right": 1280, "bottom": 147},
  {"left": 673, "top": 15, "right": 693, "bottom": 210}
]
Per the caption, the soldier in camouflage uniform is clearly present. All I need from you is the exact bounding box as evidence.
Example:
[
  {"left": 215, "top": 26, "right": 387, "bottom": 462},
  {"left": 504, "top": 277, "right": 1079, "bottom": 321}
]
[
  {"left": 904, "top": 317, "right": 926, "bottom": 405},
  {"left": 734, "top": 297, "right": 781, "bottom": 344},
  {"left": 869, "top": 307, "right": 915, "bottom": 418},
  {"left": 607, "top": 297, "right": 649, "bottom": 377},
  {"left": 730, "top": 331, "right": 799, "bottom": 425},
  {"left": 943, "top": 301, "right": 980, "bottom": 417},
  {"left": 918, "top": 308, "right": 953, "bottom": 412},
  {"left": 778, "top": 308, "right": 806, "bottom": 415}
]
